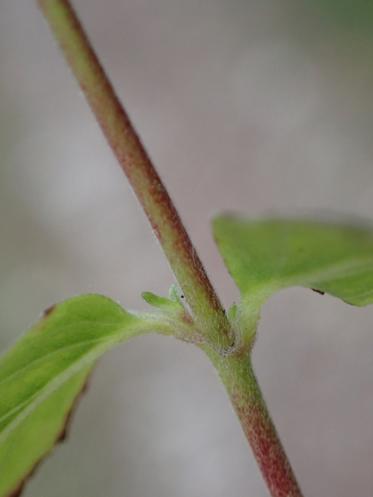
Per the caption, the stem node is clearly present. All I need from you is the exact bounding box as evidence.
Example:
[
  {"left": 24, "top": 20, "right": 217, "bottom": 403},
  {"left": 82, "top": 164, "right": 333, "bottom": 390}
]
[{"left": 38, "top": 2, "right": 304, "bottom": 496}]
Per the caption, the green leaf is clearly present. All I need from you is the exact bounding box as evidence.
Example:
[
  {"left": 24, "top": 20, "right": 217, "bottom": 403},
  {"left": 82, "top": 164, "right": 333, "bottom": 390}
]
[
  {"left": 213, "top": 215, "right": 373, "bottom": 308},
  {"left": 142, "top": 285, "right": 186, "bottom": 314},
  {"left": 142, "top": 291, "right": 182, "bottom": 313},
  {"left": 0, "top": 294, "right": 166, "bottom": 497}
]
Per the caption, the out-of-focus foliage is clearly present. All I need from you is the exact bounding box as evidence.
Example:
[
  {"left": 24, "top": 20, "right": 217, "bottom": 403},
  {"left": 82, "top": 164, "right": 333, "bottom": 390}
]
[{"left": 303, "top": 0, "right": 373, "bottom": 32}]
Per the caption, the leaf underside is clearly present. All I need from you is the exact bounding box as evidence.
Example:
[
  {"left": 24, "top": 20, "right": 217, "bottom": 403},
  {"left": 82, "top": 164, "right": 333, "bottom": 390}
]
[
  {"left": 0, "top": 294, "right": 156, "bottom": 497},
  {"left": 213, "top": 215, "right": 373, "bottom": 307}
]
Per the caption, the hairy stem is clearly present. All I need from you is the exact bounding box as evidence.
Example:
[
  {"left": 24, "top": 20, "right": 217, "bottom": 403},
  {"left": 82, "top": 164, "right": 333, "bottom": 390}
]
[
  {"left": 37, "top": 0, "right": 232, "bottom": 350},
  {"left": 207, "top": 349, "right": 304, "bottom": 497},
  {"left": 38, "top": 1, "right": 304, "bottom": 496}
]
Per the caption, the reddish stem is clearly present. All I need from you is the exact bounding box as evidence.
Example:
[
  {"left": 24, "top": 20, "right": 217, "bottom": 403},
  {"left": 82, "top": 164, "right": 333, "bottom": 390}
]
[
  {"left": 37, "top": 0, "right": 232, "bottom": 349},
  {"left": 38, "top": 2, "right": 305, "bottom": 496},
  {"left": 233, "top": 384, "right": 303, "bottom": 497},
  {"left": 207, "top": 351, "right": 304, "bottom": 497}
]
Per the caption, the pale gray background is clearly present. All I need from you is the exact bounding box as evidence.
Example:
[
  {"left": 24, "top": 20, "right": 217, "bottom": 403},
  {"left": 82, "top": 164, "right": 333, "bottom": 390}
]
[{"left": 1, "top": 1, "right": 373, "bottom": 496}]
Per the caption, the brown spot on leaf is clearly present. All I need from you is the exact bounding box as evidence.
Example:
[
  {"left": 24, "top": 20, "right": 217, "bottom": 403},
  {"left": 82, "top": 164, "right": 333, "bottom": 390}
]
[
  {"left": 56, "top": 375, "right": 91, "bottom": 443},
  {"left": 312, "top": 288, "right": 325, "bottom": 295},
  {"left": 43, "top": 304, "right": 56, "bottom": 319},
  {"left": 5, "top": 371, "right": 93, "bottom": 497},
  {"left": 7, "top": 484, "right": 25, "bottom": 497}
]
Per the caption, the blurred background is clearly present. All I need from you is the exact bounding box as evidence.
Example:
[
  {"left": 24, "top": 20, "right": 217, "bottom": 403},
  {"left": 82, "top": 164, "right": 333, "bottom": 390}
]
[{"left": 1, "top": 1, "right": 373, "bottom": 496}]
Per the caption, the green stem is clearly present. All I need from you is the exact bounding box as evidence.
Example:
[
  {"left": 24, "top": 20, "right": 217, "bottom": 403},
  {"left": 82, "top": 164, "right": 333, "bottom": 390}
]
[
  {"left": 37, "top": 2, "right": 304, "bottom": 496},
  {"left": 37, "top": 0, "right": 232, "bottom": 350},
  {"left": 206, "top": 349, "right": 304, "bottom": 497}
]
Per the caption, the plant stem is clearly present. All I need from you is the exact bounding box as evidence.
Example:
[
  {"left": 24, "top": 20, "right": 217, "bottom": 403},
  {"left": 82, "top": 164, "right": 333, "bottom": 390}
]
[
  {"left": 37, "top": 0, "right": 232, "bottom": 350},
  {"left": 38, "top": 2, "right": 304, "bottom": 496},
  {"left": 206, "top": 349, "right": 304, "bottom": 497}
]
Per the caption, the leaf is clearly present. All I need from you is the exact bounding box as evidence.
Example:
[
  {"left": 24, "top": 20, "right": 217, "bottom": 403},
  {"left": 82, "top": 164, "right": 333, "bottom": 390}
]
[
  {"left": 213, "top": 215, "right": 373, "bottom": 308},
  {"left": 0, "top": 294, "right": 166, "bottom": 497},
  {"left": 142, "top": 291, "right": 182, "bottom": 313},
  {"left": 142, "top": 285, "right": 186, "bottom": 314}
]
